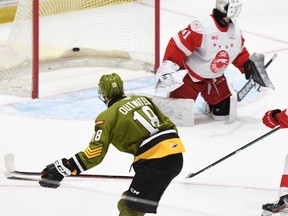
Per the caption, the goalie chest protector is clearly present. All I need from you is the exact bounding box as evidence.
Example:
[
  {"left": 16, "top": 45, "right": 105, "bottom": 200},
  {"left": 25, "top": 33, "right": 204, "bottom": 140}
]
[{"left": 185, "top": 16, "right": 243, "bottom": 80}]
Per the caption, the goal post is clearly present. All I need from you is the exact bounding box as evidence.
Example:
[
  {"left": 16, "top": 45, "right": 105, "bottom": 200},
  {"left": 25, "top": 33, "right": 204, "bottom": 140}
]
[
  {"left": 0, "top": 0, "right": 160, "bottom": 98},
  {"left": 32, "top": 0, "right": 39, "bottom": 99}
]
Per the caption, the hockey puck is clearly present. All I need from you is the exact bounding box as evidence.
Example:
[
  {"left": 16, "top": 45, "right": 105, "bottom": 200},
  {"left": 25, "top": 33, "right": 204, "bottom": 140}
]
[{"left": 72, "top": 47, "right": 80, "bottom": 52}]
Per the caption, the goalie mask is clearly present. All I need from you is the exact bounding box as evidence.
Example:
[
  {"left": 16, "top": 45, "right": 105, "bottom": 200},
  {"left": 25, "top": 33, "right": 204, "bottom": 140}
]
[
  {"left": 98, "top": 73, "right": 124, "bottom": 105},
  {"left": 215, "top": 0, "right": 242, "bottom": 23}
]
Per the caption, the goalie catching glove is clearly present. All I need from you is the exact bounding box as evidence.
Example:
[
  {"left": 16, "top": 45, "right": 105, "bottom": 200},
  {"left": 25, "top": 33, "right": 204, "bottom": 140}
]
[
  {"left": 262, "top": 109, "right": 288, "bottom": 129},
  {"left": 39, "top": 158, "right": 77, "bottom": 188},
  {"left": 155, "top": 60, "right": 187, "bottom": 92}
]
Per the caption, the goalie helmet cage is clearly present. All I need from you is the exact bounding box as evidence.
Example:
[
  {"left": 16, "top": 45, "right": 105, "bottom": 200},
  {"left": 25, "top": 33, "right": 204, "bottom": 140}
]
[{"left": 0, "top": 0, "right": 160, "bottom": 99}]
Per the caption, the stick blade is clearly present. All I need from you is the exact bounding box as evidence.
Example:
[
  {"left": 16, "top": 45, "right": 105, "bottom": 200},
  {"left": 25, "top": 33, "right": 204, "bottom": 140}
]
[{"left": 186, "top": 173, "right": 195, "bottom": 179}]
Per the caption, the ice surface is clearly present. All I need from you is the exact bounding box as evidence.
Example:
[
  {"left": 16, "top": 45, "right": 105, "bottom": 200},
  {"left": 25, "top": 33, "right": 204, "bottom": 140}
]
[{"left": 1, "top": 0, "right": 288, "bottom": 215}]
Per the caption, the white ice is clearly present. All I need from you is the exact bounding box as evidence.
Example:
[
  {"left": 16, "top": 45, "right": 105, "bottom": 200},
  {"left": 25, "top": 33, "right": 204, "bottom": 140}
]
[{"left": 1, "top": 0, "right": 288, "bottom": 215}]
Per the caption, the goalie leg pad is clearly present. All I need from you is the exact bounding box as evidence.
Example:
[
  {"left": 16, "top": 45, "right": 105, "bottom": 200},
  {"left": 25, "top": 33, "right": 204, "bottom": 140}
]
[
  {"left": 148, "top": 95, "right": 194, "bottom": 127},
  {"left": 228, "top": 95, "right": 237, "bottom": 123},
  {"left": 227, "top": 83, "right": 237, "bottom": 123}
]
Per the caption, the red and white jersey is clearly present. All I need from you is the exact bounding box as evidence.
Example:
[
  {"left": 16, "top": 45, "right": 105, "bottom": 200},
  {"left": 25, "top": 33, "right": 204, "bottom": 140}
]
[{"left": 163, "top": 15, "right": 250, "bottom": 82}]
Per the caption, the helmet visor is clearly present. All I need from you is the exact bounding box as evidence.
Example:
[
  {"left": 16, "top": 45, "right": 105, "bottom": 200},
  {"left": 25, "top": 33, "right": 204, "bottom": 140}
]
[{"left": 98, "top": 89, "right": 105, "bottom": 102}]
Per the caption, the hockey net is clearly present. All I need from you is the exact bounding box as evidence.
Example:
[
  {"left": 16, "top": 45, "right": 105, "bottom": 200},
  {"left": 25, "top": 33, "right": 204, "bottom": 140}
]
[
  {"left": 0, "top": 0, "right": 17, "bottom": 7},
  {"left": 0, "top": 0, "right": 160, "bottom": 98}
]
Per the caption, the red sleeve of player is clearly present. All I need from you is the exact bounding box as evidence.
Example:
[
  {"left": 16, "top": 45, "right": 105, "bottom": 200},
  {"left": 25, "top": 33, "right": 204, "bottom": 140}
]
[
  {"left": 232, "top": 36, "right": 250, "bottom": 73},
  {"left": 277, "top": 109, "right": 288, "bottom": 128},
  {"left": 163, "top": 25, "right": 202, "bottom": 69}
]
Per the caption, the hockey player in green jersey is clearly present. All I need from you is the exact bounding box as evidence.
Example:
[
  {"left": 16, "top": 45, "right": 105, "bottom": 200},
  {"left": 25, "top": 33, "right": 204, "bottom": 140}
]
[{"left": 39, "top": 73, "right": 185, "bottom": 216}]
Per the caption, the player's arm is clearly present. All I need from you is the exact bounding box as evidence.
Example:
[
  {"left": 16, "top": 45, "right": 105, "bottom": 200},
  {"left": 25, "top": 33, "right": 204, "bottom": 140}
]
[
  {"left": 162, "top": 24, "right": 202, "bottom": 67},
  {"left": 232, "top": 36, "right": 250, "bottom": 76},
  {"left": 155, "top": 25, "right": 202, "bottom": 91},
  {"left": 39, "top": 120, "right": 110, "bottom": 188}
]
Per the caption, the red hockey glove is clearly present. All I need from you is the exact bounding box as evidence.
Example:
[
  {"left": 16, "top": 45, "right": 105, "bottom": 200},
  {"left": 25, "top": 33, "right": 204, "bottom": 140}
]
[
  {"left": 262, "top": 109, "right": 281, "bottom": 129},
  {"left": 39, "top": 158, "right": 76, "bottom": 188},
  {"left": 276, "top": 109, "right": 288, "bottom": 128}
]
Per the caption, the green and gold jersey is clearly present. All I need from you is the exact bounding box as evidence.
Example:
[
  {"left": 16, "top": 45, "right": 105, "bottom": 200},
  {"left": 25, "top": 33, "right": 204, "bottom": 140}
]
[{"left": 72, "top": 95, "right": 185, "bottom": 172}]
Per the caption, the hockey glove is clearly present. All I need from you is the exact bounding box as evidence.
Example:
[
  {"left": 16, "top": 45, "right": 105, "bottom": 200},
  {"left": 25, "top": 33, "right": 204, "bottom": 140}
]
[
  {"left": 276, "top": 109, "right": 288, "bottom": 128},
  {"left": 155, "top": 60, "right": 187, "bottom": 92},
  {"left": 39, "top": 158, "right": 76, "bottom": 188},
  {"left": 243, "top": 59, "right": 254, "bottom": 80},
  {"left": 243, "top": 59, "right": 265, "bottom": 91},
  {"left": 262, "top": 109, "right": 281, "bottom": 129},
  {"left": 244, "top": 53, "right": 275, "bottom": 90}
]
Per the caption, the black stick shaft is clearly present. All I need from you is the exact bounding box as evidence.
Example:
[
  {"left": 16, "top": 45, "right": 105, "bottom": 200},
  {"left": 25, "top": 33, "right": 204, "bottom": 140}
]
[
  {"left": 186, "top": 127, "right": 280, "bottom": 178},
  {"left": 265, "top": 54, "right": 277, "bottom": 68},
  {"left": 13, "top": 170, "right": 133, "bottom": 179}
]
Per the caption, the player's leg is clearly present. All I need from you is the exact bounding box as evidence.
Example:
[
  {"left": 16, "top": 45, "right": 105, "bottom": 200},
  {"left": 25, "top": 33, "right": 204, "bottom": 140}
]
[
  {"left": 168, "top": 74, "right": 199, "bottom": 100},
  {"left": 262, "top": 195, "right": 288, "bottom": 216},
  {"left": 201, "top": 76, "right": 235, "bottom": 121},
  {"left": 262, "top": 154, "right": 288, "bottom": 216},
  {"left": 118, "top": 154, "right": 183, "bottom": 215},
  {"left": 118, "top": 192, "right": 145, "bottom": 216}
]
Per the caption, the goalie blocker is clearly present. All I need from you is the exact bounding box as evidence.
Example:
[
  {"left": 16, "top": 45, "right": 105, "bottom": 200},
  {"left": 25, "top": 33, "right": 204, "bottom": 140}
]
[
  {"left": 248, "top": 52, "right": 275, "bottom": 90},
  {"left": 237, "top": 53, "right": 276, "bottom": 102}
]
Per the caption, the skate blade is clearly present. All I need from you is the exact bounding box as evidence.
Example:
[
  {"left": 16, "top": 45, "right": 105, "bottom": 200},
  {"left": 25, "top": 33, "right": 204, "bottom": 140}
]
[
  {"left": 262, "top": 210, "right": 273, "bottom": 216},
  {"left": 280, "top": 208, "right": 288, "bottom": 216},
  {"left": 261, "top": 211, "right": 288, "bottom": 216}
]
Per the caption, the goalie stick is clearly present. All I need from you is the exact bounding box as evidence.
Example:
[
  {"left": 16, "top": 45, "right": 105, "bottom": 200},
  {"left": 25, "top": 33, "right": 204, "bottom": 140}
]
[
  {"left": 237, "top": 53, "right": 277, "bottom": 102},
  {"left": 186, "top": 127, "right": 280, "bottom": 179},
  {"left": 4, "top": 153, "right": 133, "bottom": 181}
]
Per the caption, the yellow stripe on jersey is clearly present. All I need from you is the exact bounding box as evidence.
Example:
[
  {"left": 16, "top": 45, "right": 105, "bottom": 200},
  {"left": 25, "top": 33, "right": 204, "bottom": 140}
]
[
  {"left": 84, "top": 146, "right": 103, "bottom": 159},
  {"left": 133, "top": 138, "right": 185, "bottom": 163}
]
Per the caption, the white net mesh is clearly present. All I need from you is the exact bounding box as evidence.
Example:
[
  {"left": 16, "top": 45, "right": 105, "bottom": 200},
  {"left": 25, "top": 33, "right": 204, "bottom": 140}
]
[{"left": 0, "top": 0, "right": 157, "bottom": 97}]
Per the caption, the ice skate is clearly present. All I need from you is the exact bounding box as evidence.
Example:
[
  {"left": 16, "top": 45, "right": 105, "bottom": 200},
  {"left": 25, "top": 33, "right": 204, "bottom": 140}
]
[{"left": 261, "top": 195, "right": 288, "bottom": 216}]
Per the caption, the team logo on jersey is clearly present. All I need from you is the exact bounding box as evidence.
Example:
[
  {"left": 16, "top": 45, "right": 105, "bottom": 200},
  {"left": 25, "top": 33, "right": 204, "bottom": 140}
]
[
  {"left": 171, "top": 143, "right": 178, "bottom": 148},
  {"left": 130, "top": 187, "right": 140, "bottom": 195},
  {"left": 95, "top": 120, "right": 105, "bottom": 126},
  {"left": 211, "top": 35, "right": 218, "bottom": 40},
  {"left": 210, "top": 50, "right": 230, "bottom": 73}
]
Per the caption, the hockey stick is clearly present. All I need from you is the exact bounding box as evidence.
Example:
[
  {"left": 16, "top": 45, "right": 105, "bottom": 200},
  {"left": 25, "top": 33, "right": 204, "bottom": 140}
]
[
  {"left": 4, "top": 153, "right": 133, "bottom": 181},
  {"left": 186, "top": 127, "right": 280, "bottom": 178},
  {"left": 237, "top": 54, "right": 277, "bottom": 102}
]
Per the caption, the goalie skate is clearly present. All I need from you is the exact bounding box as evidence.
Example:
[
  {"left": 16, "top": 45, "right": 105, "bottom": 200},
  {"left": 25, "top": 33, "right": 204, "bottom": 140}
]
[{"left": 202, "top": 94, "right": 237, "bottom": 123}]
